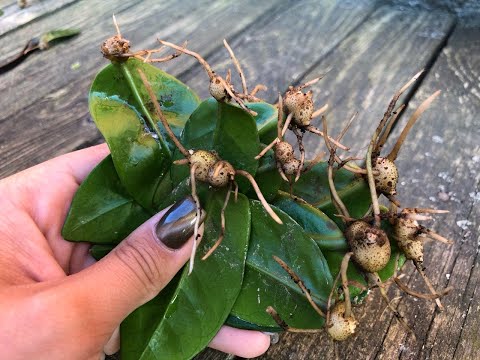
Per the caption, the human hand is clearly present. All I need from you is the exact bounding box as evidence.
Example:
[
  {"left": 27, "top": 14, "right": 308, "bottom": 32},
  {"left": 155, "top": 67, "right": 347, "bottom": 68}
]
[{"left": 0, "top": 144, "right": 270, "bottom": 360}]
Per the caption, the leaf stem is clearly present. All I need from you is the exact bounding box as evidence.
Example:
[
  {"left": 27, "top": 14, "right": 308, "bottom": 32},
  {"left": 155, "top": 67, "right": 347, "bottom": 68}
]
[
  {"left": 340, "top": 252, "right": 353, "bottom": 318},
  {"left": 137, "top": 68, "right": 189, "bottom": 157},
  {"left": 119, "top": 63, "right": 170, "bottom": 156}
]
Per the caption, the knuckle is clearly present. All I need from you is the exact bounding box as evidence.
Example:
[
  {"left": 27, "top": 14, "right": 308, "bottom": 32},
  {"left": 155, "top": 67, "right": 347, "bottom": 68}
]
[{"left": 114, "top": 237, "right": 163, "bottom": 294}]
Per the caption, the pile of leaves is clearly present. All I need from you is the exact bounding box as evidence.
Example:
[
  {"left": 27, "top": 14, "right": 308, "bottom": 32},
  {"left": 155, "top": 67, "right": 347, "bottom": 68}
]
[{"left": 62, "top": 24, "right": 452, "bottom": 360}]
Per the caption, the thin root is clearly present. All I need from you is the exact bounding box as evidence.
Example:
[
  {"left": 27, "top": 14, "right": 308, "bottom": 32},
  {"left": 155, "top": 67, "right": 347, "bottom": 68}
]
[
  {"left": 387, "top": 90, "right": 441, "bottom": 161},
  {"left": 369, "top": 273, "right": 415, "bottom": 338},
  {"left": 302, "top": 151, "right": 325, "bottom": 173},
  {"left": 266, "top": 306, "right": 323, "bottom": 333},
  {"left": 216, "top": 76, "right": 257, "bottom": 116},
  {"left": 223, "top": 39, "right": 248, "bottom": 94},
  {"left": 236, "top": 169, "right": 282, "bottom": 224},
  {"left": 305, "top": 125, "right": 350, "bottom": 151},
  {"left": 159, "top": 39, "right": 215, "bottom": 79},
  {"left": 173, "top": 158, "right": 190, "bottom": 165},
  {"left": 326, "top": 272, "right": 342, "bottom": 328},
  {"left": 422, "top": 229, "right": 454, "bottom": 245},
  {"left": 323, "top": 117, "right": 350, "bottom": 220},
  {"left": 250, "top": 84, "right": 267, "bottom": 96},
  {"left": 311, "top": 103, "right": 329, "bottom": 119},
  {"left": 394, "top": 277, "right": 453, "bottom": 300},
  {"left": 413, "top": 260, "right": 444, "bottom": 310},
  {"left": 189, "top": 163, "right": 202, "bottom": 274},
  {"left": 340, "top": 252, "right": 354, "bottom": 318},
  {"left": 374, "top": 70, "right": 424, "bottom": 146},
  {"left": 202, "top": 186, "right": 232, "bottom": 260},
  {"left": 273, "top": 256, "right": 326, "bottom": 318}
]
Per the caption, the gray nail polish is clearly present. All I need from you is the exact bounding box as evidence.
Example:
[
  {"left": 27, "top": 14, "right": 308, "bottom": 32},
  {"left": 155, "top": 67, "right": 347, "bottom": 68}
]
[{"left": 155, "top": 196, "right": 205, "bottom": 249}]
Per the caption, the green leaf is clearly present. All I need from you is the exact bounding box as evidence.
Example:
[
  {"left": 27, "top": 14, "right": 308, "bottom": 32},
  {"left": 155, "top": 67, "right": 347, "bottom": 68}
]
[
  {"left": 273, "top": 191, "right": 347, "bottom": 251},
  {"left": 121, "top": 274, "right": 181, "bottom": 360},
  {"left": 136, "top": 191, "right": 251, "bottom": 360},
  {"left": 283, "top": 162, "right": 371, "bottom": 228},
  {"left": 89, "top": 59, "right": 199, "bottom": 211},
  {"left": 90, "top": 244, "right": 115, "bottom": 260},
  {"left": 249, "top": 151, "right": 283, "bottom": 202},
  {"left": 39, "top": 29, "right": 80, "bottom": 49},
  {"left": 229, "top": 200, "right": 332, "bottom": 330},
  {"left": 170, "top": 98, "right": 221, "bottom": 184},
  {"left": 62, "top": 156, "right": 150, "bottom": 244},
  {"left": 247, "top": 101, "right": 278, "bottom": 144},
  {"left": 213, "top": 102, "right": 260, "bottom": 177},
  {"left": 172, "top": 99, "right": 260, "bottom": 190}
]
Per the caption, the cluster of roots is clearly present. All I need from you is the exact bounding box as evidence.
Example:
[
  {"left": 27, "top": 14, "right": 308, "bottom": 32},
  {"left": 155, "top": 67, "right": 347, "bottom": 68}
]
[
  {"left": 267, "top": 73, "right": 453, "bottom": 343},
  {"left": 104, "top": 19, "right": 454, "bottom": 344}
]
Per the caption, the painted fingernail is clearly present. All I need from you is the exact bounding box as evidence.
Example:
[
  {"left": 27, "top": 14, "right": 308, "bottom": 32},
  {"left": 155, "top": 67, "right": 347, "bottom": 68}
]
[{"left": 155, "top": 196, "right": 205, "bottom": 249}]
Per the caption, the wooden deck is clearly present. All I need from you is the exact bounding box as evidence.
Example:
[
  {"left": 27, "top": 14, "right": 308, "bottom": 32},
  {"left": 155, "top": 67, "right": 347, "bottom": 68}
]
[{"left": 1, "top": 0, "right": 479, "bottom": 359}]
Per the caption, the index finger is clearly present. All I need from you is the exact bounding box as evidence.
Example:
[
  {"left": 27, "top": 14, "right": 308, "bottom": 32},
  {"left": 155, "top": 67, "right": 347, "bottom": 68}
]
[{"left": 45, "top": 143, "right": 110, "bottom": 184}]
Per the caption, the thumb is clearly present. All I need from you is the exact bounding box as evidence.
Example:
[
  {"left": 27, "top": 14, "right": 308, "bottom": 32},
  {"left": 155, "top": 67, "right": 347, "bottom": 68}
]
[{"left": 66, "top": 196, "right": 205, "bottom": 329}]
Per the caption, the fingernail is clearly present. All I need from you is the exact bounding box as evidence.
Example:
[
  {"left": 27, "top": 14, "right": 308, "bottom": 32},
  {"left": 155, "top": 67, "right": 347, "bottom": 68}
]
[
  {"left": 262, "top": 332, "right": 280, "bottom": 345},
  {"left": 155, "top": 196, "right": 205, "bottom": 249}
]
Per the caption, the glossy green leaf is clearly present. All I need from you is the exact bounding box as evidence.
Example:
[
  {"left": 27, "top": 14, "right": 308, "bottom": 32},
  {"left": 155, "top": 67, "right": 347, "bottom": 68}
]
[
  {"left": 229, "top": 200, "right": 332, "bottom": 330},
  {"left": 226, "top": 314, "right": 278, "bottom": 332},
  {"left": 62, "top": 156, "right": 150, "bottom": 244},
  {"left": 172, "top": 99, "right": 260, "bottom": 190},
  {"left": 273, "top": 191, "right": 347, "bottom": 251},
  {"left": 250, "top": 151, "right": 283, "bottom": 202},
  {"left": 121, "top": 274, "right": 181, "bottom": 360},
  {"left": 91, "top": 59, "right": 200, "bottom": 145},
  {"left": 247, "top": 101, "right": 278, "bottom": 144},
  {"left": 137, "top": 191, "right": 250, "bottom": 360},
  {"left": 282, "top": 162, "right": 371, "bottom": 228},
  {"left": 172, "top": 98, "right": 260, "bottom": 191},
  {"left": 90, "top": 59, "right": 199, "bottom": 211},
  {"left": 213, "top": 101, "right": 260, "bottom": 176}
]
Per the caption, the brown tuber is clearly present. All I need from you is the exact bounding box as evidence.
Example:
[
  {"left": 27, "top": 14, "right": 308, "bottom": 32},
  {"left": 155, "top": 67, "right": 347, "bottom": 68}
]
[
  {"left": 373, "top": 157, "right": 399, "bottom": 196},
  {"left": 189, "top": 150, "right": 219, "bottom": 183},
  {"left": 394, "top": 216, "right": 424, "bottom": 262},
  {"left": 284, "top": 89, "right": 314, "bottom": 126},
  {"left": 327, "top": 302, "right": 358, "bottom": 341},
  {"left": 101, "top": 35, "right": 130, "bottom": 61},
  {"left": 345, "top": 221, "right": 391, "bottom": 273}
]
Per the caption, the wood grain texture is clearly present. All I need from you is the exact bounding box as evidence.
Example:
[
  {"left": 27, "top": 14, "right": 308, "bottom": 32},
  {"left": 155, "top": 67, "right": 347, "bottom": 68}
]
[
  {"left": 377, "top": 25, "right": 480, "bottom": 360},
  {"left": 181, "top": 0, "right": 378, "bottom": 102},
  {"left": 0, "top": 0, "right": 279, "bottom": 178},
  {"left": 296, "top": 4, "right": 455, "bottom": 156},
  {"left": 0, "top": 0, "right": 78, "bottom": 37},
  {"left": 250, "top": 17, "right": 479, "bottom": 360}
]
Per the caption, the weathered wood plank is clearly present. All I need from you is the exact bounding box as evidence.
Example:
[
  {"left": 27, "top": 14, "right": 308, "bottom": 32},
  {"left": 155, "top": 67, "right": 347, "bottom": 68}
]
[
  {"left": 0, "top": 0, "right": 279, "bottom": 178},
  {"left": 376, "top": 25, "right": 480, "bottom": 360},
  {"left": 0, "top": 0, "right": 78, "bottom": 37},
  {"left": 181, "top": 0, "right": 379, "bottom": 102}
]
